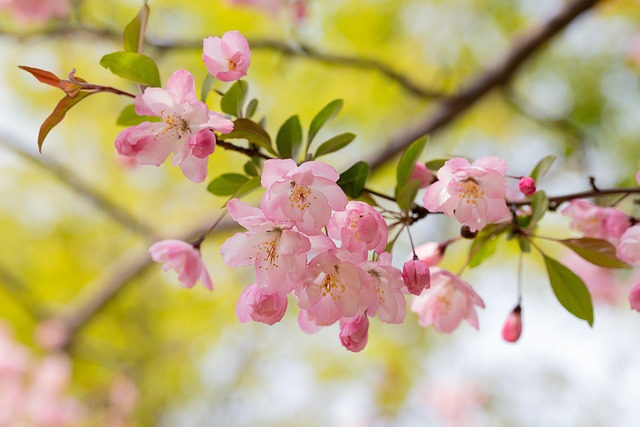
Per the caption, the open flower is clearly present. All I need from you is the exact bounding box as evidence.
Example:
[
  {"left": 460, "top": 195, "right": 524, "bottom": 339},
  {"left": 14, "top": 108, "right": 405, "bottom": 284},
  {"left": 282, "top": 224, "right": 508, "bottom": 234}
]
[
  {"left": 203, "top": 31, "right": 251, "bottom": 82},
  {"left": 361, "top": 252, "right": 407, "bottom": 324},
  {"left": 115, "top": 69, "right": 233, "bottom": 182},
  {"left": 260, "top": 159, "right": 348, "bottom": 235},
  {"left": 410, "top": 268, "right": 485, "bottom": 333},
  {"left": 617, "top": 225, "right": 640, "bottom": 265},
  {"left": 423, "top": 157, "right": 510, "bottom": 232},
  {"left": 562, "top": 199, "right": 631, "bottom": 244},
  {"left": 149, "top": 240, "right": 213, "bottom": 290}
]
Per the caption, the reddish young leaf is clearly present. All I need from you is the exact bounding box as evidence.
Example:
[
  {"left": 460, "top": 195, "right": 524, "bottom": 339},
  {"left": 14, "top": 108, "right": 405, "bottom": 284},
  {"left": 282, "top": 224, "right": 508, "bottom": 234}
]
[
  {"left": 38, "top": 92, "right": 94, "bottom": 152},
  {"left": 19, "top": 65, "right": 62, "bottom": 88}
]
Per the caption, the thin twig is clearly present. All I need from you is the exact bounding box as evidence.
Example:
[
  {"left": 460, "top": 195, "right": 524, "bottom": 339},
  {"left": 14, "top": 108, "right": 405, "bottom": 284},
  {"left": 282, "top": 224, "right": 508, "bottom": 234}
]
[{"left": 367, "top": 0, "right": 600, "bottom": 171}]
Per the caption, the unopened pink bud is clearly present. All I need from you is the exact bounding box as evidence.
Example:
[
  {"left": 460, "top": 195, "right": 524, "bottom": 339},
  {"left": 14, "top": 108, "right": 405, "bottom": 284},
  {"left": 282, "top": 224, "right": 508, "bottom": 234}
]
[
  {"left": 410, "top": 163, "right": 436, "bottom": 189},
  {"left": 402, "top": 259, "right": 431, "bottom": 295},
  {"left": 518, "top": 177, "right": 536, "bottom": 196},
  {"left": 339, "top": 315, "right": 369, "bottom": 352},
  {"left": 414, "top": 242, "right": 445, "bottom": 266},
  {"left": 629, "top": 283, "right": 640, "bottom": 312},
  {"left": 502, "top": 306, "right": 522, "bottom": 343}
]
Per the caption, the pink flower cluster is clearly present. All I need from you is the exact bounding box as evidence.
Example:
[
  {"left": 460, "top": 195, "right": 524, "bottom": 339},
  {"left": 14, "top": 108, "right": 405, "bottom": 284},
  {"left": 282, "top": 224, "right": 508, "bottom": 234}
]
[
  {"left": 116, "top": 31, "right": 251, "bottom": 182},
  {"left": 0, "top": 323, "right": 84, "bottom": 426},
  {"left": 562, "top": 199, "right": 640, "bottom": 265}
]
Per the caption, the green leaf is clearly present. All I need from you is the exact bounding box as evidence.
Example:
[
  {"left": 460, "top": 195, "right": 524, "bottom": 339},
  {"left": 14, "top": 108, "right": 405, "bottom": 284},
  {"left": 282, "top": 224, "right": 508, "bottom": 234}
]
[
  {"left": 395, "top": 136, "right": 428, "bottom": 197},
  {"left": 560, "top": 238, "right": 630, "bottom": 269},
  {"left": 424, "top": 158, "right": 448, "bottom": 172},
  {"left": 220, "top": 118, "right": 275, "bottom": 155},
  {"left": 543, "top": 254, "right": 594, "bottom": 326},
  {"left": 517, "top": 235, "right": 531, "bottom": 253},
  {"left": 123, "top": 1, "right": 149, "bottom": 53},
  {"left": 99, "top": 52, "right": 161, "bottom": 87},
  {"left": 308, "top": 99, "right": 343, "bottom": 146},
  {"left": 530, "top": 155, "right": 556, "bottom": 182},
  {"left": 313, "top": 133, "right": 356, "bottom": 158},
  {"left": 116, "top": 103, "right": 160, "bottom": 126},
  {"left": 207, "top": 174, "right": 249, "bottom": 196},
  {"left": 396, "top": 179, "right": 421, "bottom": 212},
  {"left": 232, "top": 176, "right": 262, "bottom": 199},
  {"left": 529, "top": 190, "right": 549, "bottom": 226},
  {"left": 337, "top": 161, "right": 370, "bottom": 198},
  {"left": 220, "top": 80, "right": 248, "bottom": 118},
  {"left": 200, "top": 74, "right": 214, "bottom": 103},
  {"left": 243, "top": 160, "right": 259, "bottom": 176},
  {"left": 469, "top": 235, "right": 498, "bottom": 268},
  {"left": 245, "top": 98, "right": 258, "bottom": 118},
  {"left": 38, "top": 92, "right": 94, "bottom": 152},
  {"left": 276, "top": 115, "right": 303, "bottom": 160}
]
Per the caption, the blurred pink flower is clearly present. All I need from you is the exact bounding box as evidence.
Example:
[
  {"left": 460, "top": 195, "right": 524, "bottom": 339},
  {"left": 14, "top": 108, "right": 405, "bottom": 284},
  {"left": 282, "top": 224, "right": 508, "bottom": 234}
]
[
  {"left": 149, "top": 239, "right": 213, "bottom": 290},
  {"left": 115, "top": 69, "right": 233, "bottom": 182},
  {"left": 617, "top": 225, "right": 640, "bottom": 265},
  {"left": 410, "top": 269, "right": 485, "bottom": 333},
  {"left": 562, "top": 251, "right": 619, "bottom": 304},
  {"left": 0, "top": 0, "right": 69, "bottom": 23},
  {"left": 562, "top": 199, "right": 631, "bottom": 244},
  {"left": 423, "top": 157, "right": 510, "bottom": 232},
  {"left": 203, "top": 31, "right": 251, "bottom": 82},
  {"left": 629, "top": 283, "right": 640, "bottom": 312},
  {"left": 410, "top": 163, "right": 436, "bottom": 188},
  {"left": 414, "top": 241, "right": 447, "bottom": 266}
]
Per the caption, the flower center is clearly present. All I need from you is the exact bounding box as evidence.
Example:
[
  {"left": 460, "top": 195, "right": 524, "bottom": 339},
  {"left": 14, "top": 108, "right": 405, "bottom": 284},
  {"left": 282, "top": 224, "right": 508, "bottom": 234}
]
[
  {"left": 458, "top": 179, "right": 485, "bottom": 206},
  {"left": 253, "top": 230, "right": 281, "bottom": 270},
  {"left": 159, "top": 112, "right": 189, "bottom": 140},
  {"left": 320, "top": 273, "right": 345, "bottom": 299},
  {"left": 289, "top": 183, "right": 313, "bottom": 211}
]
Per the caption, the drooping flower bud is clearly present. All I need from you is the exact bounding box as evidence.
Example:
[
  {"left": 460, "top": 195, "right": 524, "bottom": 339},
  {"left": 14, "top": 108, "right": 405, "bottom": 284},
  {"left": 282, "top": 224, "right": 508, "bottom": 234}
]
[
  {"left": 236, "top": 284, "right": 288, "bottom": 325},
  {"left": 501, "top": 306, "right": 522, "bottom": 343},
  {"left": 518, "top": 177, "right": 536, "bottom": 196},
  {"left": 402, "top": 259, "right": 431, "bottom": 295},
  {"left": 339, "top": 315, "right": 369, "bottom": 352},
  {"left": 629, "top": 283, "right": 640, "bottom": 312}
]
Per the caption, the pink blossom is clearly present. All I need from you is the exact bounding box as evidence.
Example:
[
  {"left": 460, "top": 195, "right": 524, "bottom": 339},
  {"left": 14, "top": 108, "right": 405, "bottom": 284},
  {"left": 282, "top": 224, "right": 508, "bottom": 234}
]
[
  {"left": 34, "top": 319, "right": 69, "bottom": 350},
  {"left": 562, "top": 199, "right": 631, "bottom": 244},
  {"left": 361, "top": 252, "right": 407, "bottom": 324},
  {"left": 629, "top": 283, "right": 640, "bottom": 312},
  {"left": 296, "top": 249, "right": 375, "bottom": 326},
  {"left": 149, "top": 239, "right": 213, "bottom": 290},
  {"left": 402, "top": 258, "right": 431, "bottom": 296},
  {"left": 518, "top": 176, "right": 536, "bottom": 196},
  {"left": 236, "top": 283, "right": 288, "bottom": 325},
  {"left": 221, "top": 198, "right": 310, "bottom": 293},
  {"left": 339, "top": 315, "right": 369, "bottom": 352},
  {"left": 636, "top": 171, "right": 640, "bottom": 186},
  {"left": 414, "top": 241, "right": 447, "bottom": 266},
  {"left": 617, "top": 225, "right": 640, "bottom": 265},
  {"left": 0, "top": 0, "right": 69, "bottom": 23},
  {"left": 261, "top": 159, "right": 348, "bottom": 235},
  {"left": 410, "top": 163, "right": 436, "bottom": 188},
  {"left": 423, "top": 156, "right": 510, "bottom": 232},
  {"left": 115, "top": 69, "right": 233, "bottom": 182},
  {"left": 327, "top": 201, "right": 388, "bottom": 255},
  {"left": 501, "top": 307, "right": 522, "bottom": 343},
  {"left": 203, "top": 31, "right": 251, "bottom": 82},
  {"left": 410, "top": 268, "right": 485, "bottom": 333},
  {"left": 297, "top": 310, "right": 323, "bottom": 334}
]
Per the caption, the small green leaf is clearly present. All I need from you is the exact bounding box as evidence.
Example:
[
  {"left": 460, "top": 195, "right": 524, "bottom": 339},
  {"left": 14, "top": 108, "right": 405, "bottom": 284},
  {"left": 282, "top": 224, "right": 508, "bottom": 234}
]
[
  {"left": 116, "top": 103, "right": 160, "bottom": 126},
  {"left": 200, "top": 74, "right": 214, "bottom": 103},
  {"left": 560, "top": 238, "right": 630, "bottom": 269},
  {"left": 396, "top": 179, "right": 421, "bottom": 212},
  {"left": 38, "top": 92, "right": 94, "bottom": 152},
  {"left": 220, "top": 118, "right": 275, "bottom": 155},
  {"left": 243, "top": 160, "right": 259, "bottom": 176},
  {"left": 99, "top": 52, "right": 161, "bottom": 87},
  {"left": 395, "top": 136, "right": 428, "bottom": 197},
  {"left": 246, "top": 98, "right": 258, "bottom": 118},
  {"left": 469, "top": 235, "right": 498, "bottom": 268},
  {"left": 220, "top": 80, "right": 248, "bottom": 118},
  {"left": 232, "top": 176, "right": 262, "bottom": 199},
  {"left": 313, "top": 133, "right": 356, "bottom": 158},
  {"left": 207, "top": 174, "right": 249, "bottom": 196},
  {"left": 337, "top": 161, "right": 370, "bottom": 198},
  {"left": 424, "top": 158, "right": 448, "bottom": 172},
  {"left": 530, "top": 155, "right": 556, "bottom": 182},
  {"left": 517, "top": 235, "right": 531, "bottom": 253},
  {"left": 276, "top": 115, "right": 303, "bottom": 160},
  {"left": 543, "top": 254, "right": 594, "bottom": 326},
  {"left": 123, "top": 1, "right": 149, "bottom": 53},
  {"left": 308, "top": 99, "right": 343, "bottom": 146},
  {"left": 529, "top": 190, "right": 549, "bottom": 226}
]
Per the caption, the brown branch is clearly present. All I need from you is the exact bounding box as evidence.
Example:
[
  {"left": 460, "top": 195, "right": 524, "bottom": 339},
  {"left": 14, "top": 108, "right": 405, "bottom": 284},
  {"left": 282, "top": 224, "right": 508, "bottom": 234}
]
[
  {"left": 216, "top": 139, "right": 274, "bottom": 160},
  {"left": 511, "top": 187, "right": 640, "bottom": 210},
  {"left": 0, "top": 25, "right": 447, "bottom": 100},
  {"left": 366, "top": 0, "right": 600, "bottom": 172},
  {"left": 0, "top": 134, "right": 158, "bottom": 238}
]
